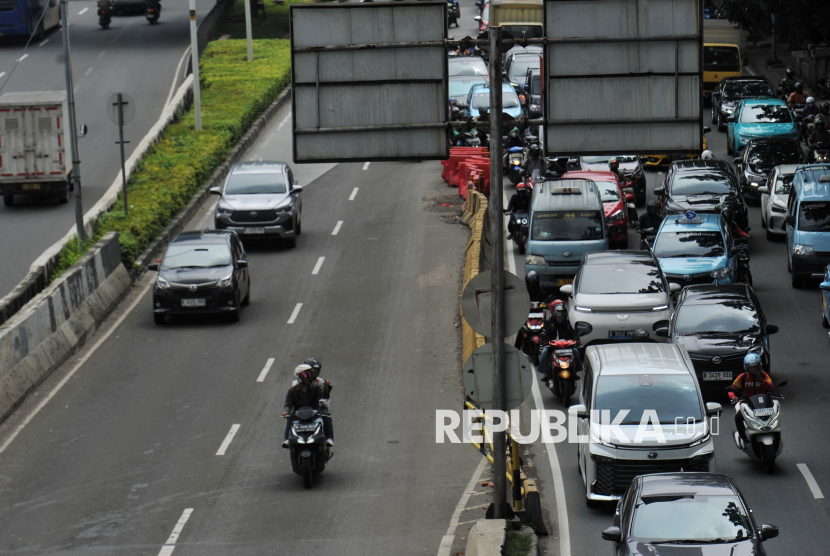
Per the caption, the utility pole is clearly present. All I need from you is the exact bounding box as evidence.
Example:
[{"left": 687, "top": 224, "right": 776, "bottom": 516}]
[
  {"left": 488, "top": 25, "right": 506, "bottom": 520},
  {"left": 60, "top": 0, "right": 84, "bottom": 245},
  {"left": 116, "top": 94, "right": 128, "bottom": 215},
  {"left": 766, "top": 13, "right": 781, "bottom": 66},
  {"left": 189, "top": 0, "right": 202, "bottom": 130},
  {"left": 244, "top": 0, "right": 254, "bottom": 61}
]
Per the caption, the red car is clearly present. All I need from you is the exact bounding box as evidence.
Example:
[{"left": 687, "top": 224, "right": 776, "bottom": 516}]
[
  {"left": 474, "top": 2, "right": 489, "bottom": 32},
  {"left": 563, "top": 170, "right": 629, "bottom": 248}
]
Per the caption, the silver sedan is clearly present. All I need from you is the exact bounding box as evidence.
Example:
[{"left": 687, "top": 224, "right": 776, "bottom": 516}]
[{"left": 759, "top": 164, "right": 798, "bottom": 241}]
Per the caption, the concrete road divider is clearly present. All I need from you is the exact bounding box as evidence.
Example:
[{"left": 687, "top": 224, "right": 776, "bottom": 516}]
[
  {"left": 0, "top": 232, "right": 130, "bottom": 422},
  {"left": 461, "top": 189, "right": 488, "bottom": 365}
]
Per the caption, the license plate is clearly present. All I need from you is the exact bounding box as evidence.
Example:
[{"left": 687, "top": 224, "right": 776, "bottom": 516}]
[
  {"left": 181, "top": 298, "right": 206, "bottom": 307},
  {"left": 22, "top": 183, "right": 41, "bottom": 190},
  {"left": 294, "top": 423, "right": 316, "bottom": 431},
  {"left": 244, "top": 227, "right": 266, "bottom": 234},
  {"left": 702, "top": 371, "right": 732, "bottom": 381},
  {"left": 609, "top": 330, "right": 633, "bottom": 340},
  {"left": 556, "top": 278, "right": 574, "bottom": 287},
  {"left": 753, "top": 407, "right": 775, "bottom": 417}
]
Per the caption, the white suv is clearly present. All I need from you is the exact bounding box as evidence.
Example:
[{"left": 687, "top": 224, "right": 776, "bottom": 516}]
[
  {"left": 560, "top": 251, "right": 679, "bottom": 346},
  {"left": 570, "top": 343, "right": 722, "bottom": 507}
]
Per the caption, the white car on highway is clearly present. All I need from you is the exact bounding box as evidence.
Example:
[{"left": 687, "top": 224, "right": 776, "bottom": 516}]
[
  {"left": 759, "top": 163, "right": 798, "bottom": 240},
  {"left": 559, "top": 251, "right": 680, "bottom": 346}
]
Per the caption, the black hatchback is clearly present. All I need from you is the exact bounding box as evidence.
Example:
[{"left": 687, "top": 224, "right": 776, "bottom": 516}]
[
  {"left": 733, "top": 137, "right": 807, "bottom": 201},
  {"left": 665, "top": 284, "right": 779, "bottom": 400},
  {"left": 148, "top": 230, "right": 251, "bottom": 324},
  {"left": 655, "top": 160, "right": 748, "bottom": 230},
  {"left": 602, "top": 473, "right": 779, "bottom": 555}
]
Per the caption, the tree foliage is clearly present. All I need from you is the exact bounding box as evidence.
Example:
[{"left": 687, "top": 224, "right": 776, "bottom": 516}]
[{"left": 718, "top": 0, "right": 830, "bottom": 50}]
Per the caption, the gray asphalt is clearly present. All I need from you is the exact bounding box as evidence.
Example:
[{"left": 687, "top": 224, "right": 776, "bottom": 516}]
[
  {"left": 0, "top": 98, "right": 481, "bottom": 554},
  {"left": 0, "top": 0, "right": 215, "bottom": 298}
]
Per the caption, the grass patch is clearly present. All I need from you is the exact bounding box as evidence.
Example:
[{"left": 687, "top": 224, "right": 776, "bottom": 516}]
[
  {"left": 49, "top": 38, "right": 291, "bottom": 280},
  {"left": 218, "top": 0, "right": 306, "bottom": 40},
  {"left": 504, "top": 530, "right": 533, "bottom": 556}
]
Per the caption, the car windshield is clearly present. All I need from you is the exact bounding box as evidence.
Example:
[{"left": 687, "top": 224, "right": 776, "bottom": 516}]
[
  {"left": 704, "top": 46, "right": 741, "bottom": 72},
  {"left": 594, "top": 374, "right": 702, "bottom": 425},
  {"left": 598, "top": 182, "right": 621, "bottom": 202},
  {"left": 579, "top": 260, "right": 665, "bottom": 294},
  {"left": 722, "top": 80, "right": 775, "bottom": 100},
  {"left": 798, "top": 201, "right": 830, "bottom": 232},
  {"left": 449, "top": 58, "right": 487, "bottom": 77},
  {"left": 654, "top": 231, "right": 725, "bottom": 258},
  {"left": 774, "top": 173, "right": 793, "bottom": 195},
  {"left": 449, "top": 78, "right": 486, "bottom": 98},
  {"left": 471, "top": 88, "right": 520, "bottom": 109},
  {"left": 224, "top": 172, "right": 286, "bottom": 195},
  {"left": 531, "top": 210, "right": 604, "bottom": 241},
  {"left": 582, "top": 155, "right": 638, "bottom": 164},
  {"left": 632, "top": 495, "right": 753, "bottom": 542},
  {"left": 746, "top": 143, "right": 802, "bottom": 166},
  {"left": 162, "top": 243, "right": 232, "bottom": 269},
  {"left": 509, "top": 57, "right": 539, "bottom": 80},
  {"left": 502, "top": 24, "right": 543, "bottom": 38},
  {"left": 740, "top": 104, "right": 792, "bottom": 124},
  {"left": 675, "top": 301, "right": 760, "bottom": 336},
  {"left": 671, "top": 173, "right": 734, "bottom": 195}
]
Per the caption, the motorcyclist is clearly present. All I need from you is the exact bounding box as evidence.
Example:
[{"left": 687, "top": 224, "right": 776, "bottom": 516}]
[
  {"left": 729, "top": 352, "right": 775, "bottom": 443},
  {"left": 538, "top": 301, "right": 581, "bottom": 392},
  {"left": 608, "top": 158, "right": 628, "bottom": 187},
  {"left": 521, "top": 143, "right": 548, "bottom": 178},
  {"left": 294, "top": 357, "right": 334, "bottom": 446},
  {"left": 282, "top": 364, "right": 333, "bottom": 448},
  {"left": 787, "top": 82, "right": 808, "bottom": 108},
  {"left": 815, "top": 102, "right": 830, "bottom": 129},
  {"left": 637, "top": 201, "right": 663, "bottom": 249},
  {"left": 718, "top": 204, "right": 750, "bottom": 240},
  {"left": 778, "top": 69, "right": 796, "bottom": 97},
  {"left": 802, "top": 96, "right": 820, "bottom": 119},
  {"left": 808, "top": 119, "right": 830, "bottom": 151},
  {"left": 447, "top": 0, "right": 458, "bottom": 27},
  {"left": 503, "top": 127, "right": 524, "bottom": 167},
  {"left": 97, "top": 0, "right": 113, "bottom": 14},
  {"left": 514, "top": 271, "right": 557, "bottom": 351},
  {"left": 146, "top": 0, "right": 161, "bottom": 16},
  {"left": 505, "top": 182, "right": 532, "bottom": 240}
]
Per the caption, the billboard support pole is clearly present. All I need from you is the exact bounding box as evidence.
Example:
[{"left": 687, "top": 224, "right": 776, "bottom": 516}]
[
  {"left": 60, "top": 0, "right": 84, "bottom": 246},
  {"left": 488, "top": 24, "right": 507, "bottom": 520}
]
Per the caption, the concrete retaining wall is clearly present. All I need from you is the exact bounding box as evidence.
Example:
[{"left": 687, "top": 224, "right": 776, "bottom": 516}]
[{"left": 0, "top": 232, "right": 130, "bottom": 422}]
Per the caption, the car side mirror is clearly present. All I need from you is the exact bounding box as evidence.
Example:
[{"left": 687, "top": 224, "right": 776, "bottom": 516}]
[
  {"left": 733, "top": 157, "right": 742, "bottom": 165},
  {"left": 669, "top": 282, "right": 681, "bottom": 292},
  {"left": 473, "top": 15, "right": 481, "bottom": 21},
  {"left": 766, "top": 324, "right": 779, "bottom": 334},
  {"left": 820, "top": 281, "right": 830, "bottom": 291},
  {"left": 569, "top": 404, "right": 588, "bottom": 418},
  {"left": 703, "top": 126, "right": 711, "bottom": 133},
  {"left": 293, "top": 184, "right": 303, "bottom": 192},
  {"left": 236, "top": 260, "right": 248, "bottom": 269},
  {"left": 147, "top": 263, "right": 159, "bottom": 271},
  {"left": 559, "top": 284, "right": 573, "bottom": 295},
  {"left": 654, "top": 186, "right": 665, "bottom": 196},
  {"left": 785, "top": 215, "right": 795, "bottom": 226},
  {"left": 209, "top": 186, "right": 221, "bottom": 195},
  {"left": 760, "top": 524, "right": 779, "bottom": 541},
  {"left": 601, "top": 526, "right": 622, "bottom": 542},
  {"left": 706, "top": 402, "right": 722, "bottom": 415},
  {"left": 79, "top": 124, "right": 88, "bottom": 138},
  {"left": 653, "top": 326, "right": 669, "bottom": 337},
  {"left": 757, "top": 185, "right": 770, "bottom": 193}
]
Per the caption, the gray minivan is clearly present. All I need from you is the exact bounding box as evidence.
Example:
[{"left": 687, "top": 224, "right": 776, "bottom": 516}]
[{"left": 524, "top": 178, "right": 608, "bottom": 288}]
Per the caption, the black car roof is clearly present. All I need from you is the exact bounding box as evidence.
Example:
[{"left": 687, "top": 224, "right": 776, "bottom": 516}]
[
  {"left": 640, "top": 473, "right": 736, "bottom": 497},
  {"left": 681, "top": 283, "right": 751, "bottom": 303},
  {"left": 173, "top": 230, "right": 234, "bottom": 244},
  {"left": 745, "top": 137, "right": 801, "bottom": 146},
  {"left": 584, "top": 251, "right": 656, "bottom": 265},
  {"left": 671, "top": 159, "right": 732, "bottom": 173}
]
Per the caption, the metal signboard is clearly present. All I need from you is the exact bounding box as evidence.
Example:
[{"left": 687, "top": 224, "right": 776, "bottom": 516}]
[
  {"left": 290, "top": 2, "right": 449, "bottom": 163},
  {"left": 463, "top": 343, "right": 533, "bottom": 411},
  {"left": 542, "top": 0, "right": 702, "bottom": 155},
  {"left": 461, "top": 270, "right": 530, "bottom": 338}
]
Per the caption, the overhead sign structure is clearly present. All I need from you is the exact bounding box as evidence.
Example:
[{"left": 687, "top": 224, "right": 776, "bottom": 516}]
[
  {"left": 290, "top": 2, "right": 449, "bottom": 163},
  {"left": 542, "top": 0, "right": 703, "bottom": 155}
]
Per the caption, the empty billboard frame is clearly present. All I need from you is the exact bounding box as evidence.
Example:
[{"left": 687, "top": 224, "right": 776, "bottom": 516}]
[
  {"left": 290, "top": 2, "right": 449, "bottom": 163},
  {"left": 542, "top": 0, "right": 703, "bottom": 156}
]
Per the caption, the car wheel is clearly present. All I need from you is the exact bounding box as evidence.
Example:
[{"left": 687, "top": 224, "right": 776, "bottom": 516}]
[
  {"left": 242, "top": 281, "right": 250, "bottom": 306},
  {"left": 296, "top": 217, "right": 302, "bottom": 236},
  {"left": 727, "top": 137, "right": 734, "bottom": 155},
  {"left": 153, "top": 313, "right": 165, "bottom": 325},
  {"left": 787, "top": 255, "right": 792, "bottom": 273},
  {"left": 3, "top": 194, "right": 13, "bottom": 207},
  {"left": 717, "top": 113, "right": 726, "bottom": 132}
]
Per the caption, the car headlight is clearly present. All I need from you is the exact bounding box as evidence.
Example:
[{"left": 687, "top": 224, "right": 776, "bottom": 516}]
[
  {"left": 275, "top": 202, "right": 292, "bottom": 213},
  {"left": 721, "top": 106, "right": 734, "bottom": 114},
  {"left": 590, "top": 429, "right": 616, "bottom": 449},
  {"left": 526, "top": 255, "right": 545, "bottom": 266},
  {"left": 530, "top": 104, "right": 541, "bottom": 112},
  {"left": 217, "top": 205, "right": 232, "bottom": 215},
  {"left": 738, "top": 135, "right": 750, "bottom": 144},
  {"left": 606, "top": 209, "right": 625, "bottom": 223},
  {"left": 652, "top": 304, "right": 669, "bottom": 311},
  {"left": 689, "top": 432, "right": 711, "bottom": 448},
  {"left": 771, "top": 202, "right": 787, "bottom": 213},
  {"left": 794, "top": 244, "right": 814, "bottom": 256},
  {"left": 217, "top": 272, "right": 233, "bottom": 288},
  {"left": 575, "top": 306, "right": 593, "bottom": 313},
  {"left": 711, "top": 266, "right": 733, "bottom": 278},
  {"left": 156, "top": 276, "right": 171, "bottom": 290}
]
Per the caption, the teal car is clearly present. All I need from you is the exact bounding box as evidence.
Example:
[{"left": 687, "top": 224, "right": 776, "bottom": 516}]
[
  {"left": 726, "top": 98, "right": 799, "bottom": 155},
  {"left": 652, "top": 211, "right": 738, "bottom": 286}
]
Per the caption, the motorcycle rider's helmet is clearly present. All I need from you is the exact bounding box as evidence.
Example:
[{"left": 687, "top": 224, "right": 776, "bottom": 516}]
[
  {"left": 552, "top": 303, "right": 567, "bottom": 325},
  {"left": 743, "top": 352, "right": 762, "bottom": 377},
  {"left": 795, "top": 82, "right": 804, "bottom": 93},
  {"left": 807, "top": 97, "right": 816, "bottom": 106},
  {"left": 510, "top": 127, "right": 520, "bottom": 139},
  {"left": 525, "top": 271, "right": 540, "bottom": 292},
  {"left": 701, "top": 150, "right": 715, "bottom": 160},
  {"left": 817, "top": 120, "right": 826, "bottom": 131},
  {"left": 786, "top": 68, "right": 794, "bottom": 79},
  {"left": 516, "top": 182, "right": 530, "bottom": 194},
  {"left": 459, "top": 109, "right": 468, "bottom": 120},
  {"left": 529, "top": 144, "right": 540, "bottom": 158},
  {"left": 304, "top": 358, "right": 321, "bottom": 379},
  {"left": 822, "top": 103, "right": 830, "bottom": 115},
  {"left": 609, "top": 158, "right": 619, "bottom": 171},
  {"left": 294, "top": 364, "right": 314, "bottom": 385},
  {"left": 646, "top": 200, "right": 659, "bottom": 217}
]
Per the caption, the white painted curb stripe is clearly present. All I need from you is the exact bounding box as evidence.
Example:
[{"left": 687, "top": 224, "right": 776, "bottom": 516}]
[
  {"left": 79, "top": 7, "right": 88, "bottom": 14},
  {"left": 349, "top": 187, "right": 359, "bottom": 201},
  {"left": 332, "top": 221, "right": 343, "bottom": 235},
  {"left": 165, "top": 508, "right": 193, "bottom": 545},
  {"left": 287, "top": 303, "right": 303, "bottom": 324},
  {"left": 257, "top": 358, "right": 275, "bottom": 383},
  {"left": 437, "top": 456, "right": 488, "bottom": 556},
  {"left": 797, "top": 463, "right": 825, "bottom": 499},
  {"left": 362, "top": 162, "right": 370, "bottom": 170},
  {"left": 311, "top": 256, "right": 325, "bottom": 275},
  {"left": 216, "top": 425, "right": 240, "bottom": 456}
]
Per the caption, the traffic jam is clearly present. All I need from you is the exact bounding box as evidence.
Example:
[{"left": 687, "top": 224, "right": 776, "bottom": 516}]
[{"left": 447, "top": 0, "right": 829, "bottom": 551}]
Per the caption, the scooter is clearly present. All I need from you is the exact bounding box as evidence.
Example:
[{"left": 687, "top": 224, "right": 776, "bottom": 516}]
[
  {"left": 145, "top": 5, "right": 159, "bottom": 24},
  {"left": 515, "top": 301, "right": 547, "bottom": 364},
  {"left": 507, "top": 147, "right": 524, "bottom": 184},
  {"left": 810, "top": 141, "right": 829, "bottom": 163},
  {"left": 286, "top": 406, "right": 332, "bottom": 488},
  {"left": 727, "top": 380, "right": 787, "bottom": 474},
  {"left": 544, "top": 339, "right": 579, "bottom": 406},
  {"left": 733, "top": 241, "right": 753, "bottom": 286},
  {"left": 98, "top": 8, "right": 112, "bottom": 28}
]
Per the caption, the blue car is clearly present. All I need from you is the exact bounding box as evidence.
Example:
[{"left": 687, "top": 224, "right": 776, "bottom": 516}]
[
  {"left": 466, "top": 83, "right": 523, "bottom": 119},
  {"left": 652, "top": 211, "right": 739, "bottom": 286},
  {"left": 821, "top": 265, "right": 830, "bottom": 330},
  {"left": 726, "top": 98, "right": 799, "bottom": 155}
]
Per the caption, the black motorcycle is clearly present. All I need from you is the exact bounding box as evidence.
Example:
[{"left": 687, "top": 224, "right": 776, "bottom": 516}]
[
  {"left": 810, "top": 141, "right": 829, "bottom": 163},
  {"left": 98, "top": 8, "right": 111, "bottom": 28},
  {"left": 733, "top": 242, "right": 753, "bottom": 286},
  {"left": 286, "top": 406, "right": 332, "bottom": 489},
  {"left": 145, "top": 5, "right": 159, "bottom": 23},
  {"left": 515, "top": 301, "right": 548, "bottom": 365},
  {"left": 637, "top": 226, "right": 656, "bottom": 250}
]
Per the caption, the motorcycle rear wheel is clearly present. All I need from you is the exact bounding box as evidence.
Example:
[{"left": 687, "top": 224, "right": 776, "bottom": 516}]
[
  {"left": 558, "top": 379, "right": 569, "bottom": 406},
  {"left": 301, "top": 457, "right": 313, "bottom": 489}
]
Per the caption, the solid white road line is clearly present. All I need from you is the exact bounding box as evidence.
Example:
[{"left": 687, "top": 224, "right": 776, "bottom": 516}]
[
  {"left": 38, "top": 39, "right": 48, "bottom": 47},
  {"left": 745, "top": 66, "right": 756, "bottom": 76},
  {"left": 216, "top": 424, "right": 241, "bottom": 456},
  {"left": 349, "top": 187, "right": 359, "bottom": 201},
  {"left": 504, "top": 193, "right": 571, "bottom": 556},
  {"left": 163, "top": 508, "right": 194, "bottom": 548},
  {"left": 311, "top": 256, "right": 325, "bottom": 275},
  {"left": 257, "top": 358, "right": 275, "bottom": 383},
  {"left": 17, "top": 54, "right": 27, "bottom": 62},
  {"left": 797, "top": 463, "right": 825, "bottom": 499},
  {"left": 437, "top": 456, "right": 489, "bottom": 556},
  {"left": 79, "top": 6, "right": 88, "bottom": 14},
  {"left": 287, "top": 303, "right": 303, "bottom": 324},
  {"left": 158, "top": 547, "right": 175, "bottom": 556},
  {"left": 276, "top": 113, "right": 291, "bottom": 131},
  {"left": 362, "top": 162, "right": 370, "bottom": 170},
  {"left": 165, "top": 46, "right": 191, "bottom": 109},
  {"left": 0, "top": 279, "right": 155, "bottom": 456},
  {"left": 332, "top": 221, "right": 343, "bottom": 235}
]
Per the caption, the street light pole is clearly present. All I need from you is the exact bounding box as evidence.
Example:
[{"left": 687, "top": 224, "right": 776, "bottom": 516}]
[
  {"left": 60, "top": 0, "right": 85, "bottom": 245},
  {"left": 244, "top": 0, "right": 254, "bottom": 61},
  {"left": 189, "top": 0, "right": 202, "bottom": 130}
]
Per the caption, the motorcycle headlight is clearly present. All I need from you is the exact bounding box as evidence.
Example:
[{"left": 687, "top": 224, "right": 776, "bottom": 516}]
[
  {"left": 217, "top": 272, "right": 233, "bottom": 288},
  {"left": 530, "top": 104, "right": 541, "bottom": 113},
  {"left": 767, "top": 412, "right": 780, "bottom": 430},
  {"left": 711, "top": 266, "right": 732, "bottom": 278},
  {"left": 606, "top": 209, "right": 625, "bottom": 223},
  {"left": 559, "top": 361, "right": 570, "bottom": 370},
  {"left": 526, "top": 255, "right": 545, "bottom": 266},
  {"left": 742, "top": 407, "right": 765, "bottom": 430},
  {"left": 156, "top": 276, "right": 171, "bottom": 290},
  {"left": 794, "top": 244, "right": 815, "bottom": 256},
  {"left": 521, "top": 218, "right": 528, "bottom": 225}
]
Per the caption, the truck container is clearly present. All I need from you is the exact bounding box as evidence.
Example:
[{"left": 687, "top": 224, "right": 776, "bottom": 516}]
[
  {"left": 703, "top": 20, "right": 743, "bottom": 99},
  {"left": 489, "top": 0, "right": 543, "bottom": 38},
  {"left": 0, "top": 91, "right": 71, "bottom": 207}
]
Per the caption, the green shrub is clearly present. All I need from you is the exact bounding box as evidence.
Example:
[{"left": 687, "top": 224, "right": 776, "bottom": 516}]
[{"left": 50, "top": 39, "right": 291, "bottom": 280}]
